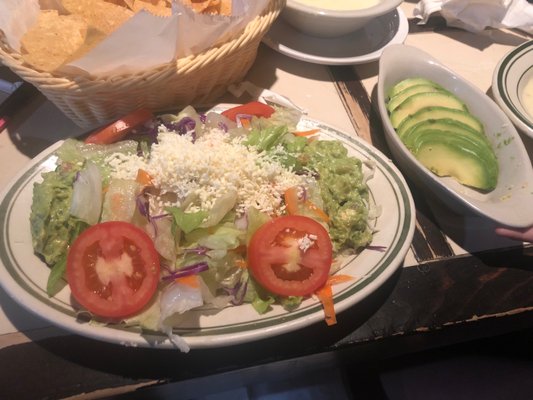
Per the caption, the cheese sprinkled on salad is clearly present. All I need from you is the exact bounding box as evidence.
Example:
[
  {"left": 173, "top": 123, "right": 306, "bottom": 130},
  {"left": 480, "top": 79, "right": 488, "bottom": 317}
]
[
  {"left": 106, "top": 128, "right": 308, "bottom": 215},
  {"left": 29, "top": 103, "right": 377, "bottom": 352}
]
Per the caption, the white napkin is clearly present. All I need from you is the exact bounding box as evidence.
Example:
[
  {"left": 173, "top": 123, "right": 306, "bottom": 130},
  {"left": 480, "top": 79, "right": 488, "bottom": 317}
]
[
  {"left": 0, "top": 0, "right": 39, "bottom": 51},
  {"left": 414, "top": 0, "right": 533, "bottom": 34}
]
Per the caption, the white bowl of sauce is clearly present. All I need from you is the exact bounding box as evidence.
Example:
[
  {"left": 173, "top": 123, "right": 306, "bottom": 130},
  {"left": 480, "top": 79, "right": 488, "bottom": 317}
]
[
  {"left": 492, "top": 40, "right": 533, "bottom": 140},
  {"left": 282, "top": 0, "right": 403, "bottom": 38}
]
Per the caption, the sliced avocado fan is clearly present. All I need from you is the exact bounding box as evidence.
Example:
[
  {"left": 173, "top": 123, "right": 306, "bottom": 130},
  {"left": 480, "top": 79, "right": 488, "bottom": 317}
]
[
  {"left": 387, "top": 84, "right": 446, "bottom": 113},
  {"left": 402, "top": 119, "right": 491, "bottom": 146},
  {"left": 411, "top": 131, "right": 499, "bottom": 191},
  {"left": 396, "top": 106, "right": 485, "bottom": 138},
  {"left": 387, "top": 77, "right": 443, "bottom": 98},
  {"left": 386, "top": 77, "right": 499, "bottom": 192},
  {"left": 390, "top": 91, "right": 468, "bottom": 129}
]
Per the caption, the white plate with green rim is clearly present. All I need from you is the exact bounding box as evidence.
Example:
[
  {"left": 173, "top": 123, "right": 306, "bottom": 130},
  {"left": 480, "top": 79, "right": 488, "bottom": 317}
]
[
  {"left": 492, "top": 39, "right": 533, "bottom": 139},
  {"left": 0, "top": 113, "right": 415, "bottom": 350}
]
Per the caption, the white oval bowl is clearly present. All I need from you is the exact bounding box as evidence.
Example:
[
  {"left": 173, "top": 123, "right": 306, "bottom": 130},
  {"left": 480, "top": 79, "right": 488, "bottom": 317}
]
[
  {"left": 492, "top": 40, "right": 533, "bottom": 139},
  {"left": 377, "top": 44, "right": 533, "bottom": 228},
  {"left": 282, "top": 0, "right": 403, "bottom": 38}
]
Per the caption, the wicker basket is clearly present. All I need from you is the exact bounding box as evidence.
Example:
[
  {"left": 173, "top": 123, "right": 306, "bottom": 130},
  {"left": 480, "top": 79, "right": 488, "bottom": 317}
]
[{"left": 0, "top": 0, "right": 285, "bottom": 128}]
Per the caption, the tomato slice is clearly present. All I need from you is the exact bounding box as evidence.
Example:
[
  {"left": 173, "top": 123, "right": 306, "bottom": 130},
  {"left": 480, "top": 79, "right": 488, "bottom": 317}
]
[
  {"left": 247, "top": 215, "right": 333, "bottom": 297},
  {"left": 221, "top": 101, "right": 275, "bottom": 122},
  {"left": 84, "top": 108, "right": 153, "bottom": 144},
  {"left": 66, "top": 221, "right": 160, "bottom": 319}
]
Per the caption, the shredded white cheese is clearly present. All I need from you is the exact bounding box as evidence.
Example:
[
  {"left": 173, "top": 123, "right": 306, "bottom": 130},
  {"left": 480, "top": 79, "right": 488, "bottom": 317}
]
[
  {"left": 105, "top": 126, "right": 309, "bottom": 216},
  {"left": 298, "top": 233, "right": 317, "bottom": 252}
]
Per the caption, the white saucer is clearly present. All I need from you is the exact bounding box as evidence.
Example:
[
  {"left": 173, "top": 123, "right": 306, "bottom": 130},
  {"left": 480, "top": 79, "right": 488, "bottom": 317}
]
[{"left": 262, "top": 7, "right": 408, "bottom": 66}]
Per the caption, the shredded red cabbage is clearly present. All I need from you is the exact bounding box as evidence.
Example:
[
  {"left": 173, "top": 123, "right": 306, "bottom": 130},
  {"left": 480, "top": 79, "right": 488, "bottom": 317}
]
[
  {"left": 227, "top": 278, "right": 248, "bottom": 305},
  {"left": 218, "top": 121, "right": 229, "bottom": 133},
  {"left": 235, "top": 280, "right": 248, "bottom": 305},
  {"left": 152, "top": 213, "right": 171, "bottom": 220},
  {"left": 162, "top": 262, "right": 209, "bottom": 281},
  {"left": 157, "top": 117, "right": 197, "bottom": 141},
  {"left": 136, "top": 193, "right": 171, "bottom": 236},
  {"left": 136, "top": 193, "right": 150, "bottom": 218},
  {"left": 174, "top": 117, "right": 197, "bottom": 141},
  {"left": 130, "top": 121, "right": 159, "bottom": 145},
  {"left": 136, "top": 193, "right": 160, "bottom": 236},
  {"left": 298, "top": 185, "right": 307, "bottom": 201}
]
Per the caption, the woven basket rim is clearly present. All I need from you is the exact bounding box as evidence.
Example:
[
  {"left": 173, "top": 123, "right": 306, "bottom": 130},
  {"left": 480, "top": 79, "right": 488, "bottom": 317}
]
[{"left": 0, "top": 0, "right": 285, "bottom": 88}]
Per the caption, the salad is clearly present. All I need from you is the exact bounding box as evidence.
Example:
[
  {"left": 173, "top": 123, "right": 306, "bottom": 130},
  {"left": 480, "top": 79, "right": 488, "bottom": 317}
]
[{"left": 30, "top": 102, "right": 378, "bottom": 351}]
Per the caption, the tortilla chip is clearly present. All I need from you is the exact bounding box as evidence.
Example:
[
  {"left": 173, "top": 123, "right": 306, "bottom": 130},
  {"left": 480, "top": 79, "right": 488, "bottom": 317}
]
[
  {"left": 131, "top": 0, "right": 173, "bottom": 16},
  {"left": 219, "top": 0, "right": 232, "bottom": 16},
  {"left": 181, "top": 0, "right": 232, "bottom": 15},
  {"left": 203, "top": 5, "right": 220, "bottom": 15},
  {"left": 181, "top": 0, "right": 212, "bottom": 13},
  {"left": 103, "top": 0, "right": 129, "bottom": 5},
  {"left": 61, "top": 0, "right": 134, "bottom": 35},
  {"left": 119, "top": 0, "right": 135, "bottom": 9},
  {"left": 21, "top": 10, "right": 88, "bottom": 72}
]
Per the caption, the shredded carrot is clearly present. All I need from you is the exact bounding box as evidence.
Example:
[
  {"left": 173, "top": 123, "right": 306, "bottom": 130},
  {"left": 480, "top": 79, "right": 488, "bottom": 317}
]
[
  {"left": 316, "top": 284, "right": 336, "bottom": 326},
  {"left": 293, "top": 129, "right": 320, "bottom": 137},
  {"left": 175, "top": 274, "right": 200, "bottom": 288},
  {"left": 136, "top": 168, "right": 154, "bottom": 187},
  {"left": 304, "top": 200, "right": 330, "bottom": 222},
  {"left": 284, "top": 188, "right": 330, "bottom": 223},
  {"left": 239, "top": 118, "right": 251, "bottom": 129},
  {"left": 235, "top": 259, "right": 247, "bottom": 269},
  {"left": 316, "top": 275, "right": 356, "bottom": 326},
  {"left": 326, "top": 274, "right": 355, "bottom": 285},
  {"left": 283, "top": 186, "right": 300, "bottom": 215}
]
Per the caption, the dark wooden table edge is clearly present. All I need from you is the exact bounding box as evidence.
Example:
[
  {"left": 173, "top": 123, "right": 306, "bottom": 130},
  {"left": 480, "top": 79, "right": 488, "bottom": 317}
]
[{"left": 2, "top": 241, "right": 533, "bottom": 399}]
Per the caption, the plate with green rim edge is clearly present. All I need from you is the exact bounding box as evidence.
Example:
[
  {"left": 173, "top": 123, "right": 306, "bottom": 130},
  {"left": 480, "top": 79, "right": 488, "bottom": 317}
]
[
  {"left": 493, "top": 39, "right": 533, "bottom": 139},
  {"left": 0, "top": 112, "right": 415, "bottom": 350}
]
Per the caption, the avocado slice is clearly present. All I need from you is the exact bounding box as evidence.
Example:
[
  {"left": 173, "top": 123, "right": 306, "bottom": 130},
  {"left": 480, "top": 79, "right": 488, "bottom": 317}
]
[
  {"left": 389, "top": 92, "right": 468, "bottom": 129},
  {"left": 387, "top": 84, "right": 445, "bottom": 113},
  {"left": 387, "top": 77, "right": 499, "bottom": 191},
  {"left": 405, "top": 127, "right": 496, "bottom": 167},
  {"left": 401, "top": 119, "right": 491, "bottom": 147},
  {"left": 387, "top": 77, "right": 443, "bottom": 99},
  {"left": 408, "top": 129, "right": 499, "bottom": 191},
  {"left": 396, "top": 106, "right": 485, "bottom": 138}
]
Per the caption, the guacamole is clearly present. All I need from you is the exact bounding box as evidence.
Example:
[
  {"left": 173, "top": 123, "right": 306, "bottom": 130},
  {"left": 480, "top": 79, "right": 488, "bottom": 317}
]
[
  {"left": 30, "top": 163, "right": 88, "bottom": 267},
  {"left": 303, "top": 140, "right": 372, "bottom": 252}
]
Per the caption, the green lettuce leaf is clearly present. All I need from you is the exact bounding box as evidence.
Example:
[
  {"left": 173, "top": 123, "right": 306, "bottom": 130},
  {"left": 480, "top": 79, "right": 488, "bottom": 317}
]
[{"left": 166, "top": 207, "right": 208, "bottom": 234}]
